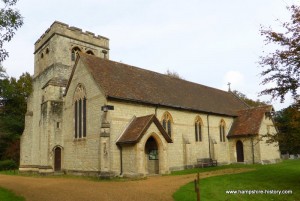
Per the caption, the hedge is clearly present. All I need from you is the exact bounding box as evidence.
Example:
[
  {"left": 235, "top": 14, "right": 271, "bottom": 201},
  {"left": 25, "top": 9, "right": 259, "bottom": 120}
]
[{"left": 0, "top": 160, "right": 18, "bottom": 171}]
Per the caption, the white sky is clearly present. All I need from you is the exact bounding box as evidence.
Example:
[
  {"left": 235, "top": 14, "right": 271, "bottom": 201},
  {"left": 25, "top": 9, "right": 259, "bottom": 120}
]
[{"left": 2, "top": 0, "right": 299, "bottom": 110}]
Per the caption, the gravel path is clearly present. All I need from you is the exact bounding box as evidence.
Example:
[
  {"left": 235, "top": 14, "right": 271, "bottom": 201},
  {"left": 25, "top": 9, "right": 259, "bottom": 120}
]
[{"left": 0, "top": 168, "right": 251, "bottom": 201}]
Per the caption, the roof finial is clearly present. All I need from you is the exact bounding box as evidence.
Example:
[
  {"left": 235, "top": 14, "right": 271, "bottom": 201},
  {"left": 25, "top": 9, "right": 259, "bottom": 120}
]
[{"left": 227, "top": 82, "right": 231, "bottom": 92}]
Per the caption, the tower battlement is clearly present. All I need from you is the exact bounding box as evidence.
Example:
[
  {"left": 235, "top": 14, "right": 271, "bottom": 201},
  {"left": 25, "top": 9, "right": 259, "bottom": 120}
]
[{"left": 34, "top": 21, "right": 110, "bottom": 76}]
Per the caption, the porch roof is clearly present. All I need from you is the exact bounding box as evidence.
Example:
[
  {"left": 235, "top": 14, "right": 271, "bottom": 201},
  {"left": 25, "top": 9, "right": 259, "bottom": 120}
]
[
  {"left": 228, "top": 105, "right": 274, "bottom": 138},
  {"left": 116, "top": 114, "right": 172, "bottom": 145}
]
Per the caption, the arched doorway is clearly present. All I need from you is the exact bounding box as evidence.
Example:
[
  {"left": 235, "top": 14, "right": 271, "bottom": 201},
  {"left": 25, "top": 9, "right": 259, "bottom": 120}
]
[
  {"left": 236, "top": 140, "right": 244, "bottom": 162},
  {"left": 54, "top": 147, "right": 62, "bottom": 171},
  {"left": 145, "top": 137, "right": 159, "bottom": 174}
]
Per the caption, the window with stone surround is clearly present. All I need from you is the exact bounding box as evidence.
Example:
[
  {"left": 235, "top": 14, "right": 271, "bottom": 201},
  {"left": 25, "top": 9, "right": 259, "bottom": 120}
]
[
  {"left": 71, "top": 46, "right": 81, "bottom": 61},
  {"left": 74, "top": 84, "right": 86, "bottom": 138},
  {"left": 219, "top": 119, "right": 226, "bottom": 142},
  {"left": 195, "top": 116, "right": 203, "bottom": 142},
  {"left": 161, "top": 111, "right": 173, "bottom": 137}
]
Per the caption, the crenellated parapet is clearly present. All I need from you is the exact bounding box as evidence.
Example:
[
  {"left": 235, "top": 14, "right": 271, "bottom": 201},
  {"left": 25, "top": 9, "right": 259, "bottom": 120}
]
[
  {"left": 34, "top": 21, "right": 110, "bottom": 76},
  {"left": 34, "top": 21, "right": 109, "bottom": 53}
]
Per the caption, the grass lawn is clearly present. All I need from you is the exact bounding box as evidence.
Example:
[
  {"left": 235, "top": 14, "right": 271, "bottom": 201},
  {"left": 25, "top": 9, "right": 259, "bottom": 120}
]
[
  {"left": 170, "top": 163, "right": 255, "bottom": 176},
  {"left": 0, "top": 187, "right": 25, "bottom": 201},
  {"left": 173, "top": 160, "right": 300, "bottom": 201}
]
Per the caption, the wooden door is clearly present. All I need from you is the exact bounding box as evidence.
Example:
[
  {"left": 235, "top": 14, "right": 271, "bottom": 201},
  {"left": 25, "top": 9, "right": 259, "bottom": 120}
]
[
  {"left": 54, "top": 147, "right": 61, "bottom": 171},
  {"left": 236, "top": 140, "right": 244, "bottom": 162}
]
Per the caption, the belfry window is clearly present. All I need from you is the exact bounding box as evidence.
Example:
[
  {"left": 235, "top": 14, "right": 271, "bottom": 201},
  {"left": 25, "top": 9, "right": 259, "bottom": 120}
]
[
  {"left": 219, "top": 119, "right": 226, "bottom": 142},
  {"left": 74, "top": 84, "right": 87, "bottom": 138},
  {"left": 71, "top": 47, "right": 81, "bottom": 61},
  {"left": 195, "top": 116, "right": 203, "bottom": 142},
  {"left": 162, "top": 112, "right": 173, "bottom": 137}
]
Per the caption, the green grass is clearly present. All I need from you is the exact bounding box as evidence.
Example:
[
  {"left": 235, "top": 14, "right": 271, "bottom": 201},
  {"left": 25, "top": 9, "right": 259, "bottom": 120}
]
[
  {"left": 0, "top": 169, "right": 19, "bottom": 175},
  {"left": 170, "top": 163, "right": 257, "bottom": 176},
  {"left": 0, "top": 169, "right": 146, "bottom": 183},
  {"left": 0, "top": 187, "right": 25, "bottom": 201},
  {"left": 173, "top": 160, "right": 300, "bottom": 201}
]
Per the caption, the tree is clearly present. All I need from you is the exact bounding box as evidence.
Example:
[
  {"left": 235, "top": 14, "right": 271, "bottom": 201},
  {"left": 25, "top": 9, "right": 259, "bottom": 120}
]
[
  {"left": 275, "top": 105, "right": 300, "bottom": 154},
  {"left": 165, "top": 69, "right": 184, "bottom": 79},
  {"left": 0, "top": 71, "right": 32, "bottom": 162},
  {"left": 0, "top": 0, "right": 23, "bottom": 62},
  {"left": 0, "top": 64, "right": 7, "bottom": 79},
  {"left": 232, "top": 90, "right": 267, "bottom": 107},
  {"left": 259, "top": 5, "right": 300, "bottom": 103}
]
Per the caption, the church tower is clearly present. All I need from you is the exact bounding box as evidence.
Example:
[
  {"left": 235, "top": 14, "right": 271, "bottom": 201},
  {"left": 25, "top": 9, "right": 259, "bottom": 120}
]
[
  {"left": 34, "top": 21, "right": 109, "bottom": 77},
  {"left": 20, "top": 21, "right": 110, "bottom": 173}
]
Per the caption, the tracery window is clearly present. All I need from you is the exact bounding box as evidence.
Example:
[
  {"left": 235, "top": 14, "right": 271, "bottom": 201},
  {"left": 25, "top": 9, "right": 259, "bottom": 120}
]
[
  {"left": 71, "top": 47, "right": 81, "bottom": 61},
  {"left": 195, "top": 116, "right": 203, "bottom": 142},
  {"left": 74, "top": 84, "right": 86, "bottom": 138},
  {"left": 162, "top": 112, "right": 173, "bottom": 137},
  {"left": 219, "top": 119, "right": 226, "bottom": 142}
]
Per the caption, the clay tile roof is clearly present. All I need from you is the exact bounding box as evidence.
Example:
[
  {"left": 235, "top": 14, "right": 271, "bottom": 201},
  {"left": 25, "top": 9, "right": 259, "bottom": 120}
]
[
  {"left": 116, "top": 114, "right": 172, "bottom": 145},
  {"left": 77, "top": 53, "right": 249, "bottom": 116},
  {"left": 228, "top": 105, "right": 273, "bottom": 138}
]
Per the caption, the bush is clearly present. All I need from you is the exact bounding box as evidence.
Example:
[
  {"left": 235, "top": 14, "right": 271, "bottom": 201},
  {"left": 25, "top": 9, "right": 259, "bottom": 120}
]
[{"left": 0, "top": 160, "right": 17, "bottom": 171}]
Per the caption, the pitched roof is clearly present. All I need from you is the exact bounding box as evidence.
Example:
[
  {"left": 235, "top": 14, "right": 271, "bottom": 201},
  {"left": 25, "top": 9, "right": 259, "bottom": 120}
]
[
  {"left": 228, "top": 105, "right": 274, "bottom": 138},
  {"left": 42, "top": 77, "right": 68, "bottom": 89},
  {"left": 116, "top": 114, "right": 172, "bottom": 145},
  {"left": 71, "top": 53, "right": 249, "bottom": 116}
]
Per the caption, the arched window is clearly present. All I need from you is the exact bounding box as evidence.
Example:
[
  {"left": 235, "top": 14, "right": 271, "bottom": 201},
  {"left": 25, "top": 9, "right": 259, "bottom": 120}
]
[
  {"left": 71, "top": 47, "right": 81, "bottom": 61},
  {"left": 74, "top": 84, "right": 87, "bottom": 138},
  {"left": 219, "top": 119, "right": 226, "bottom": 142},
  {"left": 195, "top": 116, "right": 203, "bottom": 142},
  {"left": 161, "top": 112, "right": 173, "bottom": 137},
  {"left": 86, "top": 50, "right": 94, "bottom": 55}
]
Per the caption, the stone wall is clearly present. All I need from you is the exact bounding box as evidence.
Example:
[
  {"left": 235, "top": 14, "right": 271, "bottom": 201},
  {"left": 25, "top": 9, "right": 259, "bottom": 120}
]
[
  {"left": 63, "top": 59, "right": 106, "bottom": 172},
  {"left": 258, "top": 115, "right": 281, "bottom": 163},
  {"left": 20, "top": 63, "right": 70, "bottom": 172},
  {"left": 228, "top": 136, "right": 261, "bottom": 164},
  {"left": 34, "top": 21, "right": 109, "bottom": 76},
  {"left": 228, "top": 113, "right": 280, "bottom": 164},
  {"left": 20, "top": 21, "right": 110, "bottom": 173},
  {"left": 108, "top": 100, "right": 235, "bottom": 174}
]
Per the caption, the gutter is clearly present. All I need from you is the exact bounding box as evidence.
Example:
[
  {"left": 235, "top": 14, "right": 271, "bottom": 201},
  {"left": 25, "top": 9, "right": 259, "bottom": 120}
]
[{"left": 107, "top": 96, "right": 238, "bottom": 118}]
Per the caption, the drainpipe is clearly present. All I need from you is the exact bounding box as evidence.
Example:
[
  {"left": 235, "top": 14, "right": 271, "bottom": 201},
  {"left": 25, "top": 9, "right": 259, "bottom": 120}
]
[
  {"left": 118, "top": 145, "right": 123, "bottom": 175},
  {"left": 251, "top": 136, "right": 254, "bottom": 164},
  {"left": 207, "top": 114, "right": 211, "bottom": 159}
]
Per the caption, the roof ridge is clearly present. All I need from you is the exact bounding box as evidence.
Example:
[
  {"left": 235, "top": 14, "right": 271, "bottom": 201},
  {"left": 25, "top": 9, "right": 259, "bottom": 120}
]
[
  {"left": 238, "top": 104, "right": 272, "bottom": 112},
  {"left": 229, "top": 91, "right": 250, "bottom": 109},
  {"left": 79, "top": 53, "right": 250, "bottom": 116},
  {"left": 81, "top": 53, "right": 232, "bottom": 95}
]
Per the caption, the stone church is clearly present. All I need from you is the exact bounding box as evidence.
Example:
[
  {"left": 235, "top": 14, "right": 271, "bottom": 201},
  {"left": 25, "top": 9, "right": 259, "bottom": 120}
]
[{"left": 19, "top": 21, "right": 281, "bottom": 177}]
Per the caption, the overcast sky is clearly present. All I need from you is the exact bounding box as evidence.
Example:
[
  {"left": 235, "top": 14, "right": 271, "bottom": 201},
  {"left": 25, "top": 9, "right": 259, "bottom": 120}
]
[{"left": 2, "top": 0, "right": 299, "bottom": 110}]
